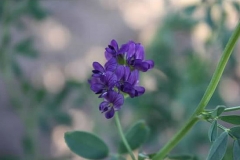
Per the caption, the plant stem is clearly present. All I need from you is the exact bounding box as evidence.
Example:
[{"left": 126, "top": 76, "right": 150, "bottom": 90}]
[
  {"left": 114, "top": 113, "right": 136, "bottom": 160},
  {"left": 224, "top": 106, "right": 240, "bottom": 112},
  {"left": 153, "top": 21, "right": 240, "bottom": 160}
]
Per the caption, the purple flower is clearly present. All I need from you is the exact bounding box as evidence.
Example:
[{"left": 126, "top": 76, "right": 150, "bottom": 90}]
[
  {"left": 89, "top": 39, "right": 154, "bottom": 119},
  {"left": 125, "top": 41, "right": 154, "bottom": 72},
  {"left": 92, "top": 62, "right": 105, "bottom": 77},
  {"left": 105, "top": 39, "right": 128, "bottom": 61},
  {"left": 116, "top": 67, "right": 145, "bottom": 98},
  {"left": 99, "top": 91, "right": 124, "bottom": 119},
  {"left": 89, "top": 71, "right": 117, "bottom": 97}
]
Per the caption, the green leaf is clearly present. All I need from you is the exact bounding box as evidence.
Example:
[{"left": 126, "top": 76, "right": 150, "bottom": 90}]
[
  {"left": 211, "top": 105, "right": 226, "bottom": 118},
  {"left": 207, "top": 131, "right": 228, "bottom": 160},
  {"left": 118, "top": 120, "right": 150, "bottom": 154},
  {"left": 208, "top": 120, "right": 218, "bottom": 142},
  {"left": 64, "top": 131, "right": 109, "bottom": 159},
  {"left": 229, "top": 127, "right": 240, "bottom": 139},
  {"left": 219, "top": 115, "right": 240, "bottom": 125},
  {"left": 233, "top": 140, "right": 240, "bottom": 160}
]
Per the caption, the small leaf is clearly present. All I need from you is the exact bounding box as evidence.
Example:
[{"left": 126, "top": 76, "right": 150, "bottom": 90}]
[
  {"left": 233, "top": 140, "right": 240, "bottom": 160},
  {"left": 229, "top": 127, "right": 240, "bottom": 139},
  {"left": 219, "top": 115, "right": 240, "bottom": 125},
  {"left": 207, "top": 131, "right": 228, "bottom": 160},
  {"left": 211, "top": 105, "right": 226, "bottom": 118},
  {"left": 208, "top": 120, "right": 218, "bottom": 142},
  {"left": 118, "top": 120, "right": 150, "bottom": 153},
  {"left": 64, "top": 131, "right": 109, "bottom": 159}
]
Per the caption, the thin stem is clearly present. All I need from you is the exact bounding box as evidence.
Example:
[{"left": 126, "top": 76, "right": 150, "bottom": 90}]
[
  {"left": 224, "top": 106, "right": 240, "bottom": 112},
  {"left": 153, "top": 21, "right": 240, "bottom": 160},
  {"left": 206, "top": 120, "right": 229, "bottom": 132},
  {"left": 114, "top": 113, "right": 136, "bottom": 160}
]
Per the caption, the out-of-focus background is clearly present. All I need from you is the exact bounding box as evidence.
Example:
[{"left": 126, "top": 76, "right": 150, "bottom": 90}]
[{"left": 0, "top": 0, "right": 239, "bottom": 160}]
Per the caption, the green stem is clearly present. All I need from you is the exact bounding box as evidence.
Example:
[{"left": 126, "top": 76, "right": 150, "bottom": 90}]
[
  {"left": 206, "top": 120, "right": 228, "bottom": 132},
  {"left": 153, "top": 21, "right": 240, "bottom": 160},
  {"left": 224, "top": 106, "right": 240, "bottom": 112},
  {"left": 114, "top": 113, "right": 136, "bottom": 160}
]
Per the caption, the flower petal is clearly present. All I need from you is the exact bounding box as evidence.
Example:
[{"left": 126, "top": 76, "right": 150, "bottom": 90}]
[
  {"left": 105, "top": 107, "right": 115, "bottom": 119},
  {"left": 145, "top": 60, "right": 154, "bottom": 69},
  {"left": 104, "top": 71, "right": 117, "bottom": 88},
  {"left": 115, "top": 65, "right": 125, "bottom": 80},
  {"left": 119, "top": 43, "right": 129, "bottom": 53},
  {"left": 93, "top": 62, "right": 105, "bottom": 72},
  {"left": 90, "top": 83, "right": 104, "bottom": 93},
  {"left": 134, "top": 60, "right": 149, "bottom": 72},
  {"left": 135, "top": 44, "right": 145, "bottom": 60},
  {"left": 110, "top": 39, "right": 119, "bottom": 51},
  {"left": 134, "top": 86, "right": 145, "bottom": 97},
  {"left": 126, "top": 41, "right": 136, "bottom": 59},
  {"left": 99, "top": 101, "right": 109, "bottom": 111},
  {"left": 105, "top": 50, "right": 113, "bottom": 60},
  {"left": 105, "top": 58, "right": 118, "bottom": 71},
  {"left": 113, "top": 93, "right": 124, "bottom": 110},
  {"left": 127, "top": 70, "right": 139, "bottom": 85}
]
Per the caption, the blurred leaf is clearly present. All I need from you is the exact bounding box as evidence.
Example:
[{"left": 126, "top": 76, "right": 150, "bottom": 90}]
[
  {"left": 21, "top": 81, "right": 32, "bottom": 94},
  {"left": 206, "top": 6, "right": 214, "bottom": 29},
  {"left": 11, "top": 58, "right": 22, "bottom": 77},
  {"left": 54, "top": 112, "right": 72, "bottom": 126},
  {"left": 27, "top": 0, "right": 47, "bottom": 20},
  {"left": 232, "top": 2, "right": 240, "bottom": 12},
  {"left": 233, "top": 140, "right": 240, "bottom": 160},
  {"left": 148, "top": 153, "right": 156, "bottom": 159},
  {"left": 138, "top": 153, "right": 149, "bottom": 160},
  {"left": 0, "top": 155, "right": 19, "bottom": 160},
  {"left": 211, "top": 105, "right": 225, "bottom": 118},
  {"left": 183, "top": 5, "right": 198, "bottom": 15},
  {"left": 109, "top": 155, "right": 126, "bottom": 160},
  {"left": 22, "top": 134, "right": 35, "bottom": 155},
  {"left": 206, "top": 131, "right": 228, "bottom": 160},
  {"left": 118, "top": 120, "right": 150, "bottom": 154},
  {"left": 219, "top": 115, "right": 240, "bottom": 125},
  {"left": 64, "top": 131, "right": 109, "bottom": 159},
  {"left": 14, "top": 38, "right": 38, "bottom": 58},
  {"left": 47, "top": 85, "right": 71, "bottom": 111},
  {"left": 35, "top": 89, "right": 46, "bottom": 103},
  {"left": 168, "top": 154, "right": 198, "bottom": 160},
  {"left": 229, "top": 127, "right": 240, "bottom": 139},
  {"left": 208, "top": 120, "right": 218, "bottom": 142}
]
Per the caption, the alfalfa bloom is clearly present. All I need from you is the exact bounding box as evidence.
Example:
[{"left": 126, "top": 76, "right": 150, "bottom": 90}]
[{"left": 89, "top": 39, "right": 154, "bottom": 119}]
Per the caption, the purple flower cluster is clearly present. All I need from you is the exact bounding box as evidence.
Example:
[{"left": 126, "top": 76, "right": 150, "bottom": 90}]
[{"left": 88, "top": 40, "right": 154, "bottom": 119}]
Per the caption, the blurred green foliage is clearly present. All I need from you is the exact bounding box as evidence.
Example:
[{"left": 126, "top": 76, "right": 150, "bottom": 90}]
[{"left": 0, "top": 0, "right": 239, "bottom": 160}]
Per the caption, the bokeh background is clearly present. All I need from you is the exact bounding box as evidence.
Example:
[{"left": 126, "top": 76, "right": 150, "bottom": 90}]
[{"left": 0, "top": 0, "right": 239, "bottom": 160}]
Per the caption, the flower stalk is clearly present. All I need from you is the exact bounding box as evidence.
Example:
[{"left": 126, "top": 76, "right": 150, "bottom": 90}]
[
  {"left": 153, "top": 21, "right": 240, "bottom": 160},
  {"left": 114, "top": 113, "right": 136, "bottom": 160}
]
